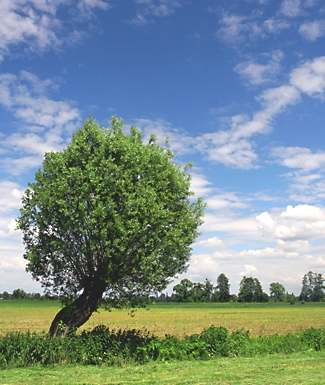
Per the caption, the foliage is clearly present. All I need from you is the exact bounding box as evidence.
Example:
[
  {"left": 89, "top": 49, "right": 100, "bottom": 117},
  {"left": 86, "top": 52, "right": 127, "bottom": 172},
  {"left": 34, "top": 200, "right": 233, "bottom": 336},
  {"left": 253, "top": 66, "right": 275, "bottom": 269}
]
[
  {"left": 270, "top": 282, "right": 285, "bottom": 302},
  {"left": 0, "top": 326, "right": 325, "bottom": 368},
  {"left": 17, "top": 118, "right": 204, "bottom": 334},
  {"left": 300, "top": 271, "right": 324, "bottom": 302},
  {"left": 215, "top": 273, "right": 230, "bottom": 302},
  {"left": 238, "top": 277, "right": 268, "bottom": 303}
]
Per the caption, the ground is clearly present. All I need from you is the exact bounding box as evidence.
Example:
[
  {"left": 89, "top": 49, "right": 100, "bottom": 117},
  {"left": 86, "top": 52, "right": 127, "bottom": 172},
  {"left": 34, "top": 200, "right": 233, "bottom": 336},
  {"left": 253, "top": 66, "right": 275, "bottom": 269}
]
[
  {"left": 1, "top": 300, "right": 325, "bottom": 336},
  {"left": 2, "top": 300, "right": 325, "bottom": 385},
  {"left": 1, "top": 351, "right": 325, "bottom": 385}
]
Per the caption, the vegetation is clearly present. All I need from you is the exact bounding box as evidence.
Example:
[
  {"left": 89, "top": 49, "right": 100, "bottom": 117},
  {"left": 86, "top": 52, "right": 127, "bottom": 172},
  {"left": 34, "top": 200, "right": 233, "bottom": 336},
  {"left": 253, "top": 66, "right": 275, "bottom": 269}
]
[
  {"left": 2, "top": 271, "right": 324, "bottom": 303},
  {"left": 17, "top": 118, "right": 204, "bottom": 336},
  {"left": 0, "top": 325, "right": 325, "bottom": 369},
  {"left": 238, "top": 276, "right": 268, "bottom": 303},
  {"left": 1, "top": 300, "right": 325, "bottom": 337},
  {"left": 300, "top": 271, "right": 325, "bottom": 302}
]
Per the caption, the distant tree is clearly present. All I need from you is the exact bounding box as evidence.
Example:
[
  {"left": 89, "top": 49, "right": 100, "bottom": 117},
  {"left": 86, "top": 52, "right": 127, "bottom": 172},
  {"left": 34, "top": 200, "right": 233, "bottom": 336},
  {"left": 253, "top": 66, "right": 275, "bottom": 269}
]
[
  {"left": 238, "top": 277, "right": 256, "bottom": 302},
  {"left": 238, "top": 276, "right": 267, "bottom": 302},
  {"left": 203, "top": 279, "right": 214, "bottom": 302},
  {"left": 299, "top": 271, "right": 324, "bottom": 302},
  {"left": 285, "top": 292, "right": 297, "bottom": 305},
  {"left": 299, "top": 273, "right": 312, "bottom": 301},
  {"left": 270, "top": 282, "right": 286, "bottom": 302},
  {"left": 173, "top": 279, "right": 194, "bottom": 302},
  {"left": 12, "top": 288, "right": 27, "bottom": 299},
  {"left": 215, "top": 273, "right": 230, "bottom": 302},
  {"left": 311, "top": 273, "right": 324, "bottom": 302},
  {"left": 191, "top": 282, "right": 206, "bottom": 302},
  {"left": 18, "top": 118, "right": 204, "bottom": 336},
  {"left": 2, "top": 291, "right": 10, "bottom": 300}
]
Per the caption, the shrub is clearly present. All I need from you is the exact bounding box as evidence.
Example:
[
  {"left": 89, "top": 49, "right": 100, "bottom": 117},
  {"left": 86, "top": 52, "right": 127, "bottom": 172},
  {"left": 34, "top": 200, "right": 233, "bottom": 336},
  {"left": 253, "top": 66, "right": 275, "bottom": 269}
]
[{"left": 0, "top": 326, "right": 324, "bottom": 368}]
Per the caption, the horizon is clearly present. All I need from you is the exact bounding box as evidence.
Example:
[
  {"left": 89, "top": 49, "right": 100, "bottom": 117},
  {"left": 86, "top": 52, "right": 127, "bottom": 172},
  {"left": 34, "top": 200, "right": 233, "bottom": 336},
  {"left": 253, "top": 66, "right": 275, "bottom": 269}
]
[{"left": 1, "top": 0, "right": 325, "bottom": 295}]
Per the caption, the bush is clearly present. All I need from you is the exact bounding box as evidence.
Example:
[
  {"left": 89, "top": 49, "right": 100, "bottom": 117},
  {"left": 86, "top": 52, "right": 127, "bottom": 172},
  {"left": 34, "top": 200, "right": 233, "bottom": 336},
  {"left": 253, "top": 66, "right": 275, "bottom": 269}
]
[{"left": 0, "top": 326, "right": 324, "bottom": 368}]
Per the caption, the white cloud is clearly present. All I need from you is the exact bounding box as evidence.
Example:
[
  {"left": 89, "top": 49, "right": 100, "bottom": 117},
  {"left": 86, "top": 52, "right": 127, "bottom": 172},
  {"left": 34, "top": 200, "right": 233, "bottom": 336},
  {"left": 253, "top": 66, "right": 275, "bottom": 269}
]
[
  {"left": 0, "top": 182, "right": 23, "bottom": 213},
  {"left": 206, "top": 192, "right": 247, "bottom": 210},
  {"left": 240, "top": 264, "right": 258, "bottom": 276},
  {"left": 0, "top": 71, "right": 80, "bottom": 174},
  {"left": 0, "top": 0, "right": 109, "bottom": 61},
  {"left": 290, "top": 56, "right": 325, "bottom": 96},
  {"left": 263, "top": 18, "right": 290, "bottom": 33},
  {"left": 134, "top": 118, "right": 194, "bottom": 155},
  {"left": 131, "top": 0, "right": 182, "bottom": 25},
  {"left": 299, "top": 20, "right": 325, "bottom": 41},
  {"left": 194, "top": 236, "right": 224, "bottom": 249},
  {"left": 256, "top": 204, "right": 325, "bottom": 241},
  {"left": 280, "top": 0, "right": 302, "bottom": 18},
  {"left": 280, "top": 204, "right": 325, "bottom": 221},
  {"left": 190, "top": 172, "right": 213, "bottom": 196},
  {"left": 235, "top": 51, "right": 283, "bottom": 86},
  {"left": 217, "top": 14, "right": 262, "bottom": 43},
  {"left": 273, "top": 146, "right": 325, "bottom": 171}
]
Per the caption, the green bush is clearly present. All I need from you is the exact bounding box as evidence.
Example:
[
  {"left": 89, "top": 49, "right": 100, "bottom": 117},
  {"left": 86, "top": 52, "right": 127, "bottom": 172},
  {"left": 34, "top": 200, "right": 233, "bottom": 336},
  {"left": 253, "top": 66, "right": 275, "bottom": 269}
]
[{"left": 0, "top": 326, "right": 324, "bottom": 368}]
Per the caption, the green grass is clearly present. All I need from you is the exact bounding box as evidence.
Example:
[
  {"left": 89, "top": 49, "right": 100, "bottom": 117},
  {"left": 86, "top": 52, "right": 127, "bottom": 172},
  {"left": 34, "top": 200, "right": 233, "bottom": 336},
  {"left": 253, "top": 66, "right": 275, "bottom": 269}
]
[
  {"left": 1, "top": 300, "right": 325, "bottom": 336},
  {"left": 1, "top": 351, "right": 325, "bottom": 385}
]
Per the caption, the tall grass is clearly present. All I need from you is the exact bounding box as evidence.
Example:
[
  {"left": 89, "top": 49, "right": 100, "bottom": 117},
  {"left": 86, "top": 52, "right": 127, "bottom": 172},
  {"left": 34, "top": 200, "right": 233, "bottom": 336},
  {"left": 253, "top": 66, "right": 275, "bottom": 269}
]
[{"left": 0, "top": 325, "right": 324, "bottom": 368}]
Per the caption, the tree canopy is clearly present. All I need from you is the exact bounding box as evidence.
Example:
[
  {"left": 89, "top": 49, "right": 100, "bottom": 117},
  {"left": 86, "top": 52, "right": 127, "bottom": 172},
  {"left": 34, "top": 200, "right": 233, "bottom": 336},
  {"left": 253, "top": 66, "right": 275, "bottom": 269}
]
[{"left": 17, "top": 118, "right": 204, "bottom": 336}]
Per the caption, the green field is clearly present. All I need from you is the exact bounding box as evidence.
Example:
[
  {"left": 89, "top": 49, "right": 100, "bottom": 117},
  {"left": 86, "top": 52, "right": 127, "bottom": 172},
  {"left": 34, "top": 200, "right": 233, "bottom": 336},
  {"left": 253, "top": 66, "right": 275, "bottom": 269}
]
[
  {"left": 1, "top": 351, "right": 325, "bottom": 385},
  {"left": 1, "top": 300, "right": 325, "bottom": 336}
]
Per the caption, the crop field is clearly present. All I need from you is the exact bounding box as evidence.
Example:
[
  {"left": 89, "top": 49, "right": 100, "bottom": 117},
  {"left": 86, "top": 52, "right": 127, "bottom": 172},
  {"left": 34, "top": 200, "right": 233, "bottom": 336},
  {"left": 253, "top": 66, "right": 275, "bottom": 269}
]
[
  {"left": 1, "top": 300, "right": 325, "bottom": 336},
  {"left": 1, "top": 351, "right": 325, "bottom": 385}
]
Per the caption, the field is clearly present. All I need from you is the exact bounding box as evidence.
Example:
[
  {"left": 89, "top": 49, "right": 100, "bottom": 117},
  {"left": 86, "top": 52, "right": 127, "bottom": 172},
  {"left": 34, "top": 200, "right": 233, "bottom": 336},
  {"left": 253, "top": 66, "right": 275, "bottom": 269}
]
[
  {"left": 1, "top": 300, "right": 325, "bottom": 384},
  {"left": 1, "top": 351, "right": 325, "bottom": 385},
  {"left": 1, "top": 300, "right": 325, "bottom": 336}
]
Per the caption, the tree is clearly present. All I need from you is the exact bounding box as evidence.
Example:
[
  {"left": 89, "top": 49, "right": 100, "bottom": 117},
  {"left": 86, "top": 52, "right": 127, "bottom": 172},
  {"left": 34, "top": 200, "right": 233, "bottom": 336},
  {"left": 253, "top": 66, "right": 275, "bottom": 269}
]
[
  {"left": 238, "top": 276, "right": 267, "bottom": 302},
  {"left": 215, "top": 273, "right": 230, "bottom": 302},
  {"left": 191, "top": 282, "right": 206, "bottom": 302},
  {"left": 12, "top": 288, "right": 27, "bottom": 299},
  {"left": 269, "top": 282, "right": 285, "bottom": 302},
  {"left": 18, "top": 118, "right": 204, "bottom": 336},
  {"left": 299, "top": 273, "right": 312, "bottom": 301},
  {"left": 299, "top": 271, "right": 324, "bottom": 302},
  {"left": 203, "top": 278, "right": 214, "bottom": 302},
  {"left": 172, "top": 279, "right": 194, "bottom": 302}
]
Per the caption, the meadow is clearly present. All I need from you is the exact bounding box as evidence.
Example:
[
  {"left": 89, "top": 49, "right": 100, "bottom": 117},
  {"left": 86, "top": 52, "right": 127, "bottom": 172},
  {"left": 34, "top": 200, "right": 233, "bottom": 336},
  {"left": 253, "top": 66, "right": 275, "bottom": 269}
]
[
  {"left": 1, "top": 351, "right": 325, "bottom": 385},
  {"left": 1, "top": 300, "right": 325, "bottom": 336},
  {"left": 1, "top": 300, "right": 325, "bottom": 384}
]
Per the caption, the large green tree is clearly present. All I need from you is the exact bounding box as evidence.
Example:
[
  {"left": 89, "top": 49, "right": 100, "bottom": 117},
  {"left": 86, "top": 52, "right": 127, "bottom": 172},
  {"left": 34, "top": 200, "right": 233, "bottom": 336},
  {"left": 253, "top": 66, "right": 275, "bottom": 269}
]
[{"left": 18, "top": 118, "right": 204, "bottom": 336}]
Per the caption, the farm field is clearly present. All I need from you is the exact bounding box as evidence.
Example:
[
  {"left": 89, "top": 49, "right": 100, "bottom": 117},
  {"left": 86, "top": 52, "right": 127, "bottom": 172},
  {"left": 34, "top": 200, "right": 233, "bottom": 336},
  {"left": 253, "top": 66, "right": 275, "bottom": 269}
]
[
  {"left": 1, "top": 351, "right": 325, "bottom": 385},
  {"left": 1, "top": 300, "right": 325, "bottom": 336}
]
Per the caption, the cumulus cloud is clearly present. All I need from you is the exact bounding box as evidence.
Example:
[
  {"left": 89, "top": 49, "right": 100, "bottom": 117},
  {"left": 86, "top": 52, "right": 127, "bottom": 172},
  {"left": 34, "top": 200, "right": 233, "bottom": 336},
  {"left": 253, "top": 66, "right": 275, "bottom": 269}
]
[
  {"left": 0, "top": 0, "right": 110, "bottom": 61},
  {"left": 0, "top": 71, "right": 80, "bottom": 175},
  {"left": 299, "top": 20, "right": 325, "bottom": 41},
  {"left": 290, "top": 56, "right": 325, "bottom": 96}
]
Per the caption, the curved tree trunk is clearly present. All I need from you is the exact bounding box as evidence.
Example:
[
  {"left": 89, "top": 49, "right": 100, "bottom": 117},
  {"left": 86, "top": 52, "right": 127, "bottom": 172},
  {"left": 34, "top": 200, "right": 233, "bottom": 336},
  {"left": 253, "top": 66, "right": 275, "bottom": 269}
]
[{"left": 49, "top": 283, "right": 106, "bottom": 337}]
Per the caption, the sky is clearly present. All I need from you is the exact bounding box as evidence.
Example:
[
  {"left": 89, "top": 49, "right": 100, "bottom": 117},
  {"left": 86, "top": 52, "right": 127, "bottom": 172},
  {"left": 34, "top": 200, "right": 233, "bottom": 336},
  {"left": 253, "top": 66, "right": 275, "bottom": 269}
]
[{"left": 1, "top": 0, "right": 325, "bottom": 295}]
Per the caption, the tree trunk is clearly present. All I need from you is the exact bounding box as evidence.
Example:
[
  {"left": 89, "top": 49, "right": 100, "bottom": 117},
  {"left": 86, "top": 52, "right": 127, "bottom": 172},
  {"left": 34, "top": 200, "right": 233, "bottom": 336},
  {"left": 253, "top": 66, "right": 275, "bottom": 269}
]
[{"left": 49, "top": 283, "right": 105, "bottom": 337}]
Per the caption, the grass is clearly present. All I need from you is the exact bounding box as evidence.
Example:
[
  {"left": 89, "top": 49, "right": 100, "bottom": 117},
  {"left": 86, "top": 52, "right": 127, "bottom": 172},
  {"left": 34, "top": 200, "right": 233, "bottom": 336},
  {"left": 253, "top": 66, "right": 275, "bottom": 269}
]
[
  {"left": 1, "top": 351, "right": 325, "bottom": 385},
  {"left": 1, "top": 300, "right": 325, "bottom": 336}
]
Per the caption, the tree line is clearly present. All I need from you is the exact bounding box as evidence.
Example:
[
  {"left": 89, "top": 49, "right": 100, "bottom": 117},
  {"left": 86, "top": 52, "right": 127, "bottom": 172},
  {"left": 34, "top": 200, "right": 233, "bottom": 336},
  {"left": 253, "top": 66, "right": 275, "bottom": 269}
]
[
  {"left": 163, "top": 271, "right": 324, "bottom": 303},
  {"left": 2, "top": 271, "right": 323, "bottom": 303}
]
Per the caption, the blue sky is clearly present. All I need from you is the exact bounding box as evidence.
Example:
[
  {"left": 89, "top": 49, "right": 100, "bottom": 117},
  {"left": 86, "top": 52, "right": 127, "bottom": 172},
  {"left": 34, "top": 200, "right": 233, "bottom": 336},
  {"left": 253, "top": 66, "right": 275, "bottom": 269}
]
[{"left": 1, "top": 0, "right": 325, "bottom": 294}]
